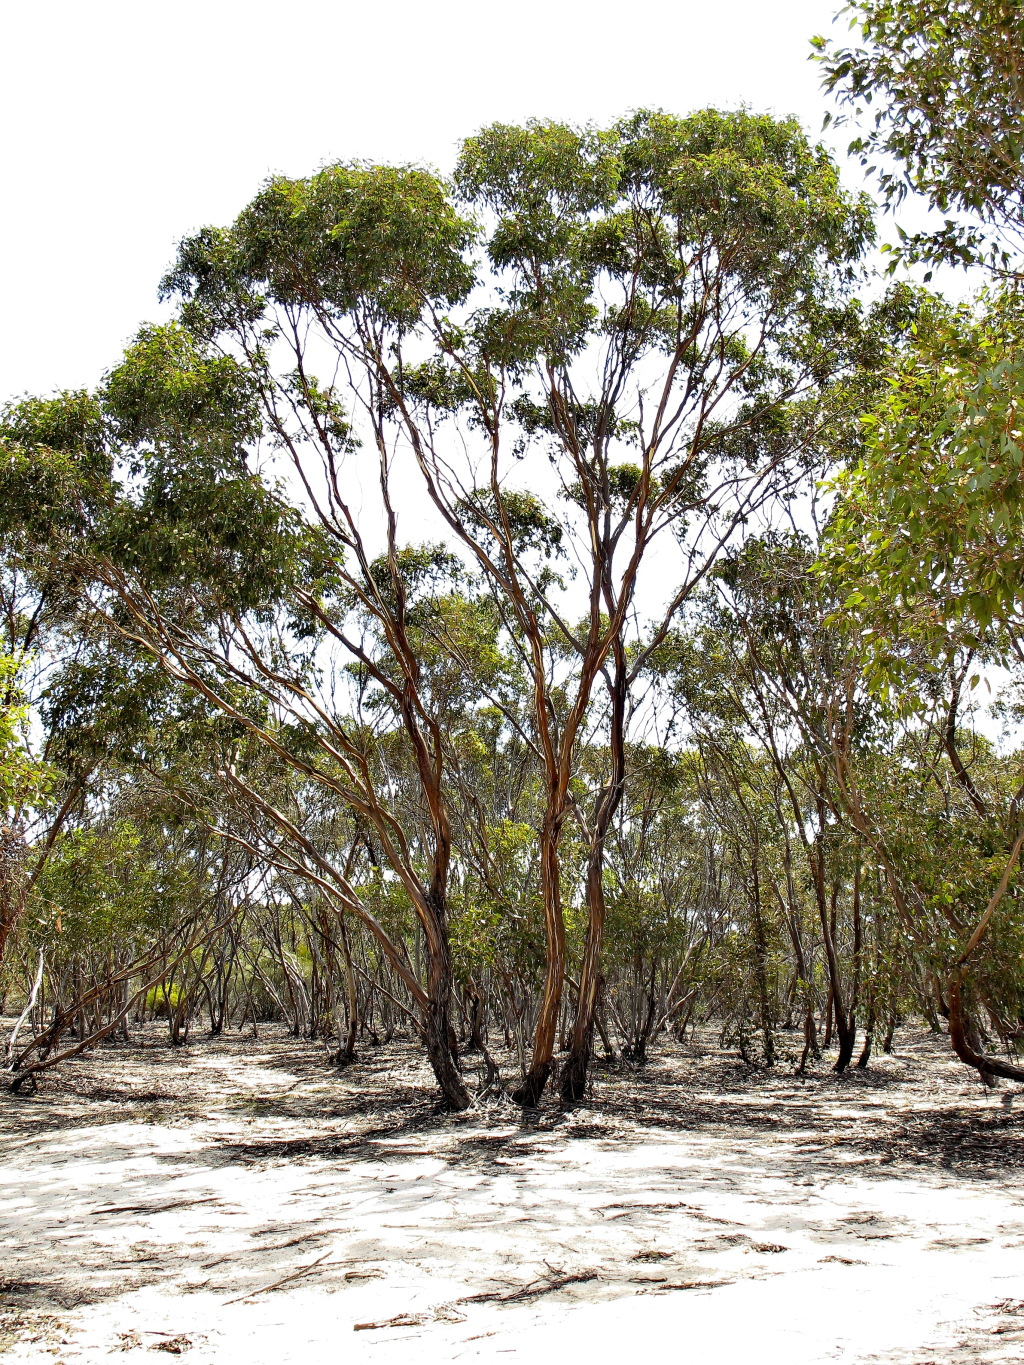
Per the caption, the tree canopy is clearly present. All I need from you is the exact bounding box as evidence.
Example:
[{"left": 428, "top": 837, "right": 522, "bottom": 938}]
[{"left": 4, "top": 56, "right": 1024, "bottom": 1110}]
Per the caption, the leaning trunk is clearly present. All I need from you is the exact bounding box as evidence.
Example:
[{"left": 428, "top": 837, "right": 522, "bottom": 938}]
[{"left": 947, "top": 974, "right": 1024, "bottom": 1084}]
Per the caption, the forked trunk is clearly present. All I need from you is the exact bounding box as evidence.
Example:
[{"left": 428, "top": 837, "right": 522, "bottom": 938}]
[
  {"left": 560, "top": 849, "right": 606, "bottom": 1104},
  {"left": 833, "top": 1014, "right": 857, "bottom": 1072},
  {"left": 562, "top": 653, "right": 626, "bottom": 1105},
  {"left": 512, "top": 822, "right": 565, "bottom": 1107}
]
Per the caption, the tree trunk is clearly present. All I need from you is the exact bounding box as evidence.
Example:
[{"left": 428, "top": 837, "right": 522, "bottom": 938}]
[
  {"left": 811, "top": 815, "right": 855, "bottom": 1072},
  {"left": 513, "top": 816, "right": 565, "bottom": 1107},
  {"left": 749, "top": 864, "right": 775, "bottom": 1067},
  {"left": 562, "top": 648, "right": 626, "bottom": 1104},
  {"left": 948, "top": 974, "right": 1024, "bottom": 1084},
  {"left": 422, "top": 899, "right": 470, "bottom": 1110},
  {"left": 856, "top": 1009, "right": 874, "bottom": 1068},
  {"left": 463, "top": 980, "right": 486, "bottom": 1054},
  {"left": 797, "top": 1005, "right": 819, "bottom": 1075}
]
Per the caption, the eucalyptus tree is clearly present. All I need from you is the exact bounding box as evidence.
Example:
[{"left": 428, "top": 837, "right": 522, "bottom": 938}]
[
  {"left": 147, "top": 108, "right": 872, "bottom": 1102},
  {"left": 98, "top": 341, "right": 487, "bottom": 1104},
  {"left": 725, "top": 533, "right": 1024, "bottom": 1084},
  {"left": 820, "top": 321, "right": 1024, "bottom": 1082},
  {"left": 815, "top": 0, "right": 1024, "bottom": 1081},
  {"left": 2, "top": 107, "right": 873, "bottom": 1103},
  {"left": 684, "top": 538, "right": 881, "bottom": 1070}
]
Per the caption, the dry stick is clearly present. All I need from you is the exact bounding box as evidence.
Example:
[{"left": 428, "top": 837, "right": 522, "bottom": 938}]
[
  {"left": 223, "top": 1252, "right": 333, "bottom": 1305},
  {"left": 600, "top": 1202, "right": 694, "bottom": 1221},
  {"left": 254, "top": 1227, "right": 350, "bottom": 1253},
  {"left": 92, "top": 1197, "right": 222, "bottom": 1217},
  {"left": 354, "top": 1313, "right": 428, "bottom": 1332},
  {"left": 457, "top": 1271, "right": 598, "bottom": 1305},
  {"left": 202, "top": 1232, "right": 352, "bottom": 1270},
  {"left": 639, "top": 1279, "right": 731, "bottom": 1293}
]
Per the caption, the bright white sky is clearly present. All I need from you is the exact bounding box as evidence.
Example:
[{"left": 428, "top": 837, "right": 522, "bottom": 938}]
[{"left": 1, "top": 0, "right": 851, "bottom": 402}]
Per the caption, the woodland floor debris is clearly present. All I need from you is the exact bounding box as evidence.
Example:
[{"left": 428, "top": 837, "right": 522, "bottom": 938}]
[{"left": 3, "top": 1024, "right": 1024, "bottom": 1363}]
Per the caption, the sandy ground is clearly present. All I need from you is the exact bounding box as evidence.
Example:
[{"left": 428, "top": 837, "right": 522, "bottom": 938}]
[{"left": 3, "top": 1024, "right": 1024, "bottom": 1364}]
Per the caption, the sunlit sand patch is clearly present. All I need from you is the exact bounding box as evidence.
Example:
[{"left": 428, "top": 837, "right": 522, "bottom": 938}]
[{"left": 2, "top": 1024, "right": 1024, "bottom": 1363}]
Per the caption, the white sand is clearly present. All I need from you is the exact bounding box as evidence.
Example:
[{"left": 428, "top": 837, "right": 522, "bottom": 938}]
[{"left": 2, "top": 1028, "right": 1023, "bottom": 1363}]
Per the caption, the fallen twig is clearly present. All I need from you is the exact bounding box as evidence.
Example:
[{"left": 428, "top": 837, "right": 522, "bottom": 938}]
[
  {"left": 354, "top": 1312, "right": 428, "bottom": 1332},
  {"left": 91, "top": 1197, "right": 222, "bottom": 1217},
  {"left": 635, "top": 1279, "right": 730, "bottom": 1294},
  {"left": 223, "top": 1252, "right": 332, "bottom": 1304},
  {"left": 600, "top": 1201, "right": 691, "bottom": 1220},
  {"left": 202, "top": 1227, "right": 350, "bottom": 1269},
  {"left": 353, "top": 1303, "right": 463, "bottom": 1331},
  {"left": 457, "top": 1270, "right": 598, "bottom": 1304},
  {"left": 254, "top": 1227, "right": 348, "bottom": 1253}
]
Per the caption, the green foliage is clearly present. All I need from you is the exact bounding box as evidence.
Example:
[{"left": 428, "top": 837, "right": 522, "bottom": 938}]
[
  {"left": 0, "top": 653, "right": 49, "bottom": 815},
  {"left": 104, "top": 321, "right": 260, "bottom": 465},
  {"left": 10, "top": 98, "right": 1017, "bottom": 1097},
  {"left": 816, "top": 0, "right": 1024, "bottom": 272},
  {"left": 101, "top": 324, "right": 307, "bottom": 614},
  {"left": 29, "top": 820, "right": 176, "bottom": 952},
  {"left": 0, "top": 390, "right": 111, "bottom": 590},
  {"left": 822, "top": 291, "right": 1024, "bottom": 677},
  {"left": 145, "top": 981, "right": 184, "bottom": 1016},
  {"left": 615, "top": 107, "right": 872, "bottom": 284},
  {"left": 168, "top": 164, "right": 477, "bottom": 330}
]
